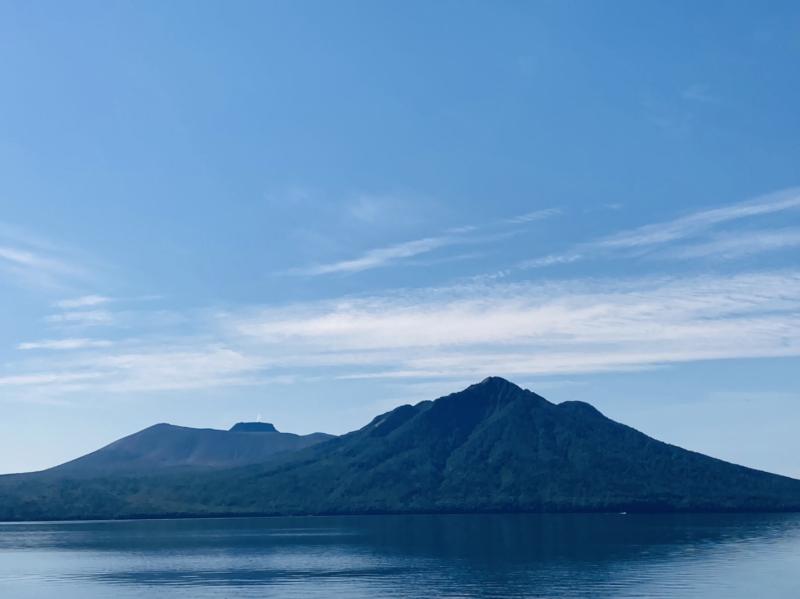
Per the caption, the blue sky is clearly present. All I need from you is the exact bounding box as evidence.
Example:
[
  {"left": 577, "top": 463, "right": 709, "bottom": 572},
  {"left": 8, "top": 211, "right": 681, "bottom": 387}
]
[{"left": 1, "top": 1, "right": 799, "bottom": 476}]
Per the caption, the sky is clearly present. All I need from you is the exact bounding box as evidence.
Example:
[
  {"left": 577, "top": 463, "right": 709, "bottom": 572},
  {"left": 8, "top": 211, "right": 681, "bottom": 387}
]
[{"left": 0, "top": 0, "right": 799, "bottom": 476}]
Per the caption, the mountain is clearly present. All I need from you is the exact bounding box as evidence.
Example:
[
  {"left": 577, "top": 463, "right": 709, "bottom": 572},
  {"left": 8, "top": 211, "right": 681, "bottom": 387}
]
[
  {"left": 229, "top": 422, "right": 278, "bottom": 433},
  {"left": 1, "top": 377, "right": 799, "bottom": 521},
  {"left": 44, "top": 422, "right": 333, "bottom": 475}
]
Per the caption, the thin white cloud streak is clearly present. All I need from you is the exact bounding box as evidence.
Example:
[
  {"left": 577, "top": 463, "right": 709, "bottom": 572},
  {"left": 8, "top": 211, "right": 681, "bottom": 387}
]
[
  {"left": 0, "top": 246, "right": 84, "bottom": 289},
  {"left": 503, "top": 208, "right": 562, "bottom": 224},
  {"left": 522, "top": 188, "right": 800, "bottom": 269},
  {"left": 597, "top": 188, "right": 800, "bottom": 249},
  {"left": 664, "top": 228, "right": 800, "bottom": 260},
  {"left": 519, "top": 253, "right": 583, "bottom": 269},
  {"left": 0, "top": 345, "right": 270, "bottom": 394},
  {"left": 46, "top": 310, "right": 114, "bottom": 325},
  {"left": 295, "top": 235, "right": 457, "bottom": 275},
  {"left": 0, "top": 246, "right": 64, "bottom": 271},
  {"left": 291, "top": 207, "right": 561, "bottom": 276},
  {"left": 0, "top": 221, "right": 69, "bottom": 254},
  {"left": 55, "top": 295, "right": 111, "bottom": 309},
  {"left": 0, "top": 372, "right": 106, "bottom": 387},
  {"left": 0, "top": 224, "right": 93, "bottom": 290},
  {"left": 17, "top": 338, "right": 113, "bottom": 351}
]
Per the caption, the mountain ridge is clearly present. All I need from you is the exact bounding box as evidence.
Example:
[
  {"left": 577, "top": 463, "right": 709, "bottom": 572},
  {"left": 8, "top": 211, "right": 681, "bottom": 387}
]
[
  {"left": 43, "top": 421, "right": 334, "bottom": 476},
  {"left": 0, "top": 377, "right": 798, "bottom": 521}
]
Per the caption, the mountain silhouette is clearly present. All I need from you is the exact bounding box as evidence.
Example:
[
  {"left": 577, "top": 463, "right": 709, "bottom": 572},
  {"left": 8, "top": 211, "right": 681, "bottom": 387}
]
[
  {"left": 229, "top": 422, "right": 278, "bottom": 433},
  {"left": 46, "top": 422, "right": 333, "bottom": 475},
  {"left": 0, "top": 377, "right": 798, "bottom": 520}
]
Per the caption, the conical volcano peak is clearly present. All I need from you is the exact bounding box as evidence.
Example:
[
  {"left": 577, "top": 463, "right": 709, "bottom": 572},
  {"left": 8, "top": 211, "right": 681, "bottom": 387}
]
[
  {"left": 230, "top": 422, "right": 278, "bottom": 433},
  {"left": 468, "top": 376, "right": 538, "bottom": 400},
  {"left": 475, "top": 376, "right": 519, "bottom": 390},
  {"left": 462, "top": 376, "right": 549, "bottom": 407}
]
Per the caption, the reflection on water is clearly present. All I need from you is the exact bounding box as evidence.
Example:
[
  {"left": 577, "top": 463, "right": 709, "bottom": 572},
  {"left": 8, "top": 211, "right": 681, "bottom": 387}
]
[{"left": 1, "top": 513, "right": 799, "bottom": 598}]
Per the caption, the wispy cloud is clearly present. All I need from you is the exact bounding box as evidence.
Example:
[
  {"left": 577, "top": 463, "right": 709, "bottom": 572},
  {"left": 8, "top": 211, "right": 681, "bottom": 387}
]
[
  {"left": 502, "top": 208, "right": 562, "bottom": 225},
  {"left": 663, "top": 228, "right": 800, "bottom": 260},
  {"left": 293, "top": 235, "right": 458, "bottom": 275},
  {"left": 522, "top": 188, "right": 800, "bottom": 269},
  {"left": 0, "top": 223, "right": 93, "bottom": 290},
  {"left": 0, "top": 345, "right": 269, "bottom": 394},
  {"left": 55, "top": 295, "right": 111, "bottom": 309},
  {"left": 17, "top": 338, "right": 113, "bottom": 351},
  {"left": 0, "top": 245, "right": 85, "bottom": 290},
  {"left": 45, "top": 310, "right": 114, "bottom": 325},
  {"left": 519, "top": 253, "right": 583, "bottom": 269},
  {"left": 597, "top": 188, "right": 800, "bottom": 250},
  {"left": 89, "top": 346, "right": 268, "bottom": 392},
  {"left": 3, "top": 190, "right": 800, "bottom": 400},
  {"left": 231, "top": 270, "right": 800, "bottom": 379},
  {"left": 0, "top": 371, "right": 106, "bottom": 388},
  {"left": 291, "top": 207, "right": 561, "bottom": 276},
  {"left": 2, "top": 268, "right": 799, "bottom": 397}
]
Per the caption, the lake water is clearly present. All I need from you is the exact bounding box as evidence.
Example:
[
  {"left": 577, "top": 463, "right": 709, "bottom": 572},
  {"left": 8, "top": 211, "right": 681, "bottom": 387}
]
[{"left": 1, "top": 513, "right": 799, "bottom": 598}]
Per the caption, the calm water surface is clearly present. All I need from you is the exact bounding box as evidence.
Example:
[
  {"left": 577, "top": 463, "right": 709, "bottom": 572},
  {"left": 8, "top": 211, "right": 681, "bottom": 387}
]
[{"left": 1, "top": 513, "right": 799, "bottom": 598}]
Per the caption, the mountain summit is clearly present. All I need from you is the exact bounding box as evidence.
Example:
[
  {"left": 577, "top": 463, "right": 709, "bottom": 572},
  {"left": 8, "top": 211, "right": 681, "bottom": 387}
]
[
  {"left": 206, "top": 376, "right": 800, "bottom": 515},
  {"left": 229, "top": 422, "right": 278, "bottom": 433},
  {"left": 1, "top": 377, "right": 798, "bottom": 521}
]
